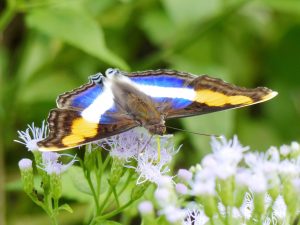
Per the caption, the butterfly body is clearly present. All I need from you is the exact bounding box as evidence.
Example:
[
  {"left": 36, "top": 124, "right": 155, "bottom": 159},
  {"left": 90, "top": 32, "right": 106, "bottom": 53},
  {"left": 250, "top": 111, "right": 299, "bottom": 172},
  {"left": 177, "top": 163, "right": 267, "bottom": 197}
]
[{"left": 38, "top": 68, "right": 277, "bottom": 151}]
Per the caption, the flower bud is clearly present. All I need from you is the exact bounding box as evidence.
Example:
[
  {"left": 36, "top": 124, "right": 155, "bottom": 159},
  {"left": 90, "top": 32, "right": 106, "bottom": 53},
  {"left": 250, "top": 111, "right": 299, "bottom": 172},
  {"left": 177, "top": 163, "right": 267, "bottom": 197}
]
[
  {"left": 282, "top": 178, "right": 298, "bottom": 218},
  {"left": 253, "top": 192, "right": 265, "bottom": 217},
  {"left": 198, "top": 195, "right": 217, "bottom": 219},
  {"left": 84, "top": 145, "right": 97, "bottom": 171},
  {"left": 139, "top": 202, "right": 156, "bottom": 225},
  {"left": 217, "top": 177, "right": 234, "bottom": 207},
  {"left": 110, "top": 157, "right": 125, "bottom": 186},
  {"left": 50, "top": 173, "right": 62, "bottom": 200},
  {"left": 175, "top": 183, "right": 188, "bottom": 195},
  {"left": 131, "top": 181, "right": 150, "bottom": 201},
  {"left": 138, "top": 201, "right": 154, "bottom": 215},
  {"left": 178, "top": 169, "right": 192, "bottom": 182},
  {"left": 19, "top": 158, "right": 34, "bottom": 194}
]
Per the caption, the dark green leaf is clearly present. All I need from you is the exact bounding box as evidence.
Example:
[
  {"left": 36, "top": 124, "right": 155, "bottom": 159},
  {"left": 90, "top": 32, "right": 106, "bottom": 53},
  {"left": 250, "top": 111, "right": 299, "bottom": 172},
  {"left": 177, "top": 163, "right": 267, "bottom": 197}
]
[{"left": 26, "top": 7, "right": 129, "bottom": 70}]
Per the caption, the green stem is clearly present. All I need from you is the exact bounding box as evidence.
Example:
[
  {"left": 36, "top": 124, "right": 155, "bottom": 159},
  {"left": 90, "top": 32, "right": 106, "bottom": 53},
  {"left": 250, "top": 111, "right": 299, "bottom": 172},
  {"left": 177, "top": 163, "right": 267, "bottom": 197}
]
[
  {"left": 96, "top": 150, "right": 103, "bottom": 196},
  {"left": 118, "top": 170, "right": 134, "bottom": 196},
  {"left": 98, "top": 188, "right": 113, "bottom": 214},
  {"left": 95, "top": 200, "right": 134, "bottom": 221},
  {"left": 111, "top": 185, "right": 120, "bottom": 208},
  {"left": 102, "top": 170, "right": 135, "bottom": 214},
  {"left": 102, "top": 155, "right": 111, "bottom": 171},
  {"left": 225, "top": 206, "right": 232, "bottom": 225},
  {"left": 85, "top": 171, "right": 100, "bottom": 214}
]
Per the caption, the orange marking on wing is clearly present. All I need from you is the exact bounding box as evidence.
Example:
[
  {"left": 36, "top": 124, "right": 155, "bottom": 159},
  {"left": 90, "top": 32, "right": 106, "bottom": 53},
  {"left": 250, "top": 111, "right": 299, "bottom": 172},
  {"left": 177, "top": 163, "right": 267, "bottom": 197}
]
[
  {"left": 194, "top": 90, "right": 253, "bottom": 107},
  {"left": 62, "top": 118, "right": 98, "bottom": 147}
]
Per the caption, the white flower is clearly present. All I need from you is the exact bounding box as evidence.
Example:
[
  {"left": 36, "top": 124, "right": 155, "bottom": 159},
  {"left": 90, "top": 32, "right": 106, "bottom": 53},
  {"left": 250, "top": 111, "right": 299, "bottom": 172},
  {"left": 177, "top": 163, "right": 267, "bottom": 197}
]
[
  {"left": 278, "top": 159, "right": 299, "bottom": 177},
  {"left": 280, "top": 145, "right": 291, "bottom": 156},
  {"left": 199, "top": 136, "right": 248, "bottom": 180},
  {"left": 138, "top": 201, "right": 154, "bottom": 215},
  {"left": 178, "top": 169, "right": 193, "bottom": 182},
  {"left": 291, "top": 142, "right": 300, "bottom": 153},
  {"left": 159, "top": 206, "right": 185, "bottom": 223},
  {"left": 184, "top": 208, "right": 209, "bottom": 225},
  {"left": 235, "top": 169, "right": 252, "bottom": 187},
  {"left": 192, "top": 174, "right": 216, "bottom": 196},
  {"left": 155, "top": 187, "right": 173, "bottom": 206},
  {"left": 240, "top": 192, "right": 253, "bottom": 220},
  {"left": 18, "top": 158, "right": 32, "bottom": 170},
  {"left": 211, "top": 135, "right": 249, "bottom": 166},
  {"left": 15, "top": 121, "right": 48, "bottom": 151},
  {"left": 244, "top": 151, "right": 279, "bottom": 175},
  {"left": 218, "top": 203, "right": 241, "bottom": 219},
  {"left": 292, "top": 178, "right": 300, "bottom": 191},
  {"left": 40, "top": 152, "right": 77, "bottom": 175},
  {"left": 100, "top": 128, "right": 142, "bottom": 161},
  {"left": 135, "top": 157, "right": 171, "bottom": 185},
  {"left": 263, "top": 217, "right": 271, "bottom": 225},
  {"left": 272, "top": 195, "right": 287, "bottom": 220},
  {"left": 248, "top": 172, "right": 268, "bottom": 193},
  {"left": 121, "top": 130, "right": 179, "bottom": 185},
  {"left": 176, "top": 183, "right": 188, "bottom": 195}
]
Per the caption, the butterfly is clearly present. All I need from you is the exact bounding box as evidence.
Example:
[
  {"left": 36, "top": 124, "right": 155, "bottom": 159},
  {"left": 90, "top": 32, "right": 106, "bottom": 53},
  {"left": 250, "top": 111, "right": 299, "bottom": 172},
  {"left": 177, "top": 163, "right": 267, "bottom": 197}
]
[{"left": 37, "top": 68, "right": 277, "bottom": 151}]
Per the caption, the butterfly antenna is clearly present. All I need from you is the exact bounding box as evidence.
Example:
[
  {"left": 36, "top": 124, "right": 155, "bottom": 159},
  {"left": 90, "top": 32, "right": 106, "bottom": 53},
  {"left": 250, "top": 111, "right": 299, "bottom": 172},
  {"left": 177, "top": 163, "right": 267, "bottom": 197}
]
[{"left": 166, "top": 125, "right": 222, "bottom": 138}]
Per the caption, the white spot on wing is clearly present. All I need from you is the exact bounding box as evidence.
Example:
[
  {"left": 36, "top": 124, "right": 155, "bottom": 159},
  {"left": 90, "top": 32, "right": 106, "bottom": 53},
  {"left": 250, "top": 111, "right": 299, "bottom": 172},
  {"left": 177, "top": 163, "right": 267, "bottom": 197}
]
[
  {"left": 81, "top": 80, "right": 114, "bottom": 123},
  {"left": 118, "top": 75, "right": 196, "bottom": 100},
  {"left": 81, "top": 72, "right": 197, "bottom": 124}
]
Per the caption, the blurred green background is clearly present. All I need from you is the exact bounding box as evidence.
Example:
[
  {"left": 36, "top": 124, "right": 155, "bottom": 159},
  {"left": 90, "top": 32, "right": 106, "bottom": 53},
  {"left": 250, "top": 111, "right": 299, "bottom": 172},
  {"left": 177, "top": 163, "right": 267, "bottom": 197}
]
[{"left": 1, "top": 0, "right": 300, "bottom": 224}]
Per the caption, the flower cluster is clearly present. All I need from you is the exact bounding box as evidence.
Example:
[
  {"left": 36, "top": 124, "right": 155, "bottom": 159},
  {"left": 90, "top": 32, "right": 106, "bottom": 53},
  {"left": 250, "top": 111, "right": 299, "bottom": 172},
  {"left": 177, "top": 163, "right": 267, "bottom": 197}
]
[
  {"left": 16, "top": 122, "right": 76, "bottom": 222},
  {"left": 140, "top": 136, "right": 300, "bottom": 225},
  {"left": 100, "top": 128, "right": 180, "bottom": 185},
  {"left": 15, "top": 121, "right": 300, "bottom": 225}
]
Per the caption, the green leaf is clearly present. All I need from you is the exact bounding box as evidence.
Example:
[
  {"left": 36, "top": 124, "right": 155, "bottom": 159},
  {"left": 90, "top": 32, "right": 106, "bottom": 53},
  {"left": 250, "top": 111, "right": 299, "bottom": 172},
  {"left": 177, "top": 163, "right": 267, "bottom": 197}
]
[
  {"left": 25, "top": 7, "right": 129, "bottom": 70},
  {"left": 19, "top": 71, "right": 78, "bottom": 103},
  {"left": 58, "top": 203, "right": 73, "bottom": 213},
  {"left": 139, "top": 9, "right": 175, "bottom": 46},
  {"left": 162, "top": 0, "right": 222, "bottom": 25},
  {"left": 63, "top": 166, "right": 92, "bottom": 196}
]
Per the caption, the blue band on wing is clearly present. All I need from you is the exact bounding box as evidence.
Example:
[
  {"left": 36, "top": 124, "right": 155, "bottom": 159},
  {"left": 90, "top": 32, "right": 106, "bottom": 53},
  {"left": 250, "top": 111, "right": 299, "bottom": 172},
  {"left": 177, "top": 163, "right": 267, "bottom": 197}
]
[
  {"left": 72, "top": 85, "right": 103, "bottom": 108},
  {"left": 130, "top": 75, "right": 186, "bottom": 87}
]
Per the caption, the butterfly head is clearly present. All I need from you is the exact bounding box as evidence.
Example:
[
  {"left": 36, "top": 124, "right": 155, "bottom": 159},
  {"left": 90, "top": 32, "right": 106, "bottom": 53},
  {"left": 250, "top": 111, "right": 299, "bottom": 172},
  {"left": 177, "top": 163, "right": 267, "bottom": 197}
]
[
  {"left": 145, "top": 123, "right": 166, "bottom": 136},
  {"left": 141, "top": 115, "right": 166, "bottom": 136},
  {"left": 105, "top": 68, "right": 121, "bottom": 78}
]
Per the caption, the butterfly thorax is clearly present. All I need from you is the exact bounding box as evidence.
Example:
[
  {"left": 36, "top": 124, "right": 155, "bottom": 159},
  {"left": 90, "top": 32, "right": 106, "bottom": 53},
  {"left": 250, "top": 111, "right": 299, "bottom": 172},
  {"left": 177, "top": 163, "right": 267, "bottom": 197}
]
[{"left": 109, "top": 76, "right": 166, "bottom": 135}]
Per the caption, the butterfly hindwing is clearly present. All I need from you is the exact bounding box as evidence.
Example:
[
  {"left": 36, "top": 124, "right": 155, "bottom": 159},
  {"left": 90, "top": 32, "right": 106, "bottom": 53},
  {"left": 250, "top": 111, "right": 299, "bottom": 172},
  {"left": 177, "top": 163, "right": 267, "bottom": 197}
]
[{"left": 38, "top": 109, "right": 137, "bottom": 151}]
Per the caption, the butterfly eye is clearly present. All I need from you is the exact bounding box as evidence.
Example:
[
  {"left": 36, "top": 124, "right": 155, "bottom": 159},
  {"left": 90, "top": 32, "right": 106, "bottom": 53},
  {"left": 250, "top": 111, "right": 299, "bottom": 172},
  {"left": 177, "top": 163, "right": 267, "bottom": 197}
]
[
  {"left": 89, "top": 73, "right": 104, "bottom": 84},
  {"left": 105, "top": 68, "right": 120, "bottom": 77}
]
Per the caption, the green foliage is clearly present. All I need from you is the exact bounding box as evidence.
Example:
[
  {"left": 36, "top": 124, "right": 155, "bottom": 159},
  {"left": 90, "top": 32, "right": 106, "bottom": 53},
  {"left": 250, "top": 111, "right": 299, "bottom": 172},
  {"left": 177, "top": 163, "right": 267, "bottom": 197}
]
[{"left": 1, "top": 0, "right": 300, "bottom": 224}]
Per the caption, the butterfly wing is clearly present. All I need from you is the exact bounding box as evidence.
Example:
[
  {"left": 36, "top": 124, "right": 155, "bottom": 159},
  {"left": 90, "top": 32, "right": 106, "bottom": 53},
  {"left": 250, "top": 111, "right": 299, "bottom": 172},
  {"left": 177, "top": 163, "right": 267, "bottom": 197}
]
[
  {"left": 38, "top": 109, "right": 137, "bottom": 151},
  {"left": 38, "top": 74, "right": 137, "bottom": 151},
  {"left": 124, "top": 69, "right": 277, "bottom": 119},
  {"left": 57, "top": 77, "right": 104, "bottom": 110}
]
